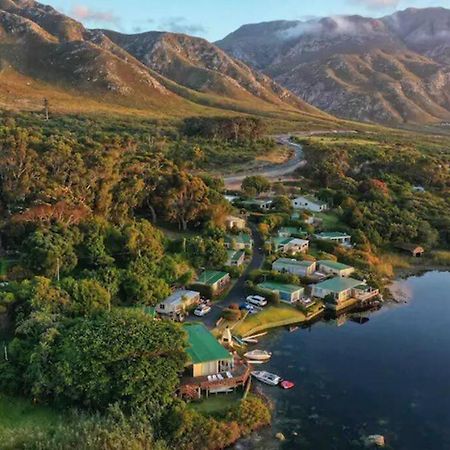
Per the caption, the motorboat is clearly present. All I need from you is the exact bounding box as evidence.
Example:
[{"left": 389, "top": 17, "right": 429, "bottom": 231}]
[
  {"left": 244, "top": 349, "right": 272, "bottom": 361},
  {"left": 280, "top": 380, "right": 295, "bottom": 390},
  {"left": 251, "top": 371, "right": 281, "bottom": 386}
]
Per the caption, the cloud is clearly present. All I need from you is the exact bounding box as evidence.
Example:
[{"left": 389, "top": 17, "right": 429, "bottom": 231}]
[
  {"left": 350, "top": 0, "right": 400, "bottom": 10},
  {"left": 157, "top": 17, "right": 206, "bottom": 36},
  {"left": 71, "top": 5, "right": 119, "bottom": 24}
]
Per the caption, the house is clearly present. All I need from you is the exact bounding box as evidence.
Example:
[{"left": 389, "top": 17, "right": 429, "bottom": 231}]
[
  {"left": 240, "top": 199, "right": 273, "bottom": 211},
  {"left": 272, "top": 258, "right": 316, "bottom": 277},
  {"left": 315, "top": 231, "right": 352, "bottom": 246},
  {"left": 292, "top": 195, "right": 328, "bottom": 212},
  {"left": 224, "top": 215, "right": 246, "bottom": 231},
  {"left": 312, "top": 277, "right": 378, "bottom": 310},
  {"left": 271, "top": 237, "right": 309, "bottom": 254},
  {"left": 179, "top": 324, "right": 250, "bottom": 399},
  {"left": 195, "top": 270, "right": 230, "bottom": 295},
  {"left": 156, "top": 290, "right": 200, "bottom": 321},
  {"left": 277, "top": 227, "right": 308, "bottom": 239},
  {"left": 317, "top": 260, "right": 355, "bottom": 277},
  {"left": 395, "top": 244, "right": 425, "bottom": 257},
  {"left": 257, "top": 281, "right": 304, "bottom": 304},
  {"left": 224, "top": 233, "right": 253, "bottom": 251},
  {"left": 226, "top": 249, "right": 245, "bottom": 267}
]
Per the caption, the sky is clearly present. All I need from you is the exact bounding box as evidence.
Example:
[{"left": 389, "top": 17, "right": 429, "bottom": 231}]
[{"left": 46, "top": 0, "right": 450, "bottom": 41}]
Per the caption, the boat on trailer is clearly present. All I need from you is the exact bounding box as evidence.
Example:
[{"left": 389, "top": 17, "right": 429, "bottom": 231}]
[
  {"left": 251, "top": 371, "right": 281, "bottom": 386},
  {"left": 244, "top": 349, "right": 272, "bottom": 361}
]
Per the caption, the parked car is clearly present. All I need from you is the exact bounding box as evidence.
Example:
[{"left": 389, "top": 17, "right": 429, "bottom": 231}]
[
  {"left": 194, "top": 304, "right": 211, "bottom": 317},
  {"left": 246, "top": 295, "right": 267, "bottom": 307},
  {"left": 239, "top": 303, "right": 259, "bottom": 314}
]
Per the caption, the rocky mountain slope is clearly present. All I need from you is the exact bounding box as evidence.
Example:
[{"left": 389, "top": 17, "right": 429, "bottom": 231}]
[
  {"left": 0, "top": 0, "right": 326, "bottom": 119},
  {"left": 217, "top": 8, "right": 450, "bottom": 124}
]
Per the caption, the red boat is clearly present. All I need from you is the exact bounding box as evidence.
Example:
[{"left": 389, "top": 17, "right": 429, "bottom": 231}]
[{"left": 280, "top": 380, "right": 295, "bottom": 390}]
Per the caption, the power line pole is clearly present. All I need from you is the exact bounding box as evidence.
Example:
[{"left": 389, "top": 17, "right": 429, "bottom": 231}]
[
  {"left": 56, "top": 257, "right": 60, "bottom": 282},
  {"left": 44, "top": 98, "right": 49, "bottom": 121}
]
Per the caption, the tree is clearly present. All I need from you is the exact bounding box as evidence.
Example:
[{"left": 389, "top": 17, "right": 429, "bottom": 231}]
[
  {"left": 241, "top": 176, "right": 270, "bottom": 196},
  {"left": 4, "top": 310, "right": 187, "bottom": 412},
  {"left": 272, "top": 195, "right": 293, "bottom": 214}
]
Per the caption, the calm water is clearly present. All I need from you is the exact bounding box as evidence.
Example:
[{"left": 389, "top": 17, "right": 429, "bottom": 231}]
[{"left": 237, "top": 271, "right": 450, "bottom": 450}]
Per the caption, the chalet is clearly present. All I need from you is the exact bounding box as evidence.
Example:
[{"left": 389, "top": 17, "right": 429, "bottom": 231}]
[
  {"left": 292, "top": 195, "right": 328, "bottom": 212},
  {"left": 224, "top": 215, "right": 246, "bottom": 231},
  {"left": 271, "top": 237, "right": 309, "bottom": 254},
  {"left": 396, "top": 244, "right": 425, "bottom": 257},
  {"left": 272, "top": 258, "right": 316, "bottom": 277},
  {"left": 258, "top": 281, "right": 304, "bottom": 304},
  {"left": 226, "top": 249, "right": 245, "bottom": 267},
  {"left": 179, "top": 324, "right": 250, "bottom": 399},
  {"left": 317, "top": 260, "right": 355, "bottom": 277},
  {"left": 315, "top": 231, "right": 352, "bottom": 246},
  {"left": 195, "top": 270, "right": 230, "bottom": 295},
  {"left": 224, "top": 233, "right": 253, "bottom": 251},
  {"left": 240, "top": 199, "right": 273, "bottom": 211},
  {"left": 277, "top": 227, "right": 308, "bottom": 239},
  {"left": 156, "top": 290, "right": 200, "bottom": 321},
  {"left": 312, "top": 277, "right": 378, "bottom": 311}
]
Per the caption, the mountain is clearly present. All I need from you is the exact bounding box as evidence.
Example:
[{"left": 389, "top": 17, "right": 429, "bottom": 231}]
[
  {"left": 0, "top": 0, "right": 327, "bottom": 120},
  {"left": 217, "top": 8, "right": 450, "bottom": 124}
]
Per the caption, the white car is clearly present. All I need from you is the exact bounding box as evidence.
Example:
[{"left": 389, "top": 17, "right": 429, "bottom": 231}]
[
  {"left": 194, "top": 304, "right": 212, "bottom": 317},
  {"left": 246, "top": 295, "right": 267, "bottom": 307}
]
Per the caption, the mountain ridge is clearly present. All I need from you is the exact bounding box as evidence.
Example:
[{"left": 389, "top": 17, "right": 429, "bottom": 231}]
[{"left": 217, "top": 7, "right": 450, "bottom": 124}]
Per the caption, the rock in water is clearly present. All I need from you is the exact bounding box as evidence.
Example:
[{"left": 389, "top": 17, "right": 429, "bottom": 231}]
[
  {"left": 364, "top": 435, "right": 385, "bottom": 447},
  {"left": 275, "top": 432, "right": 286, "bottom": 441}
]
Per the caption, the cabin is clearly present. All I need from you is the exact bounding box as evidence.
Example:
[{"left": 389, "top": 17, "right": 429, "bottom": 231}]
[
  {"left": 194, "top": 270, "right": 230, "bottom": 296},
  {"left": 272, "top": 258, "right": 316, "bottom": 277},
  {"left": 224, "top": 233, "right": 253, "bottom": 251},
  {"left": 224, "top": 215, "right": 246, "bottom": 231},
  {"left": 315, "top": 231, "right": 351, "bottom": 246},
  {"left": 396, "top": 244, "right": 425, "bottom": 257},
  {"left": 156, "top": 290, "right": 200, "bottom": 321},
  {"left": 317, "top": 260, "right": 355, "bottom": 277},
  {"left": 277, "top": 227, "right": 308, "bottom": 239},
  {"left": 179, "top": 324, "right": 250, "bottom": 399},
  {"left": 240, "top": 199, "right": 273, "bottom": 211},
  {"left": 312, "top": 277, "right": 378, "bottom": 311},
  {"left": 258, "top": 281, "right": 304, "bottom": 304},
  {"left": 292, "top": 195, "right": 328, "bottom": 212},
  {"left": 226, "top": 249, "right": 245, "bottom": 267},
  {"left": 271, "top": 237, "right": 309, "bottom": 254}
]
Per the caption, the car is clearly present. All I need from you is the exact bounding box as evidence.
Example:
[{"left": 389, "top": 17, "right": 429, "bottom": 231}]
[
  {"left": 246, "top": 295, "right": 267, "bottom": 307},
  {"left": 194, "top": 304, "right": 211, "bottom": 317}
]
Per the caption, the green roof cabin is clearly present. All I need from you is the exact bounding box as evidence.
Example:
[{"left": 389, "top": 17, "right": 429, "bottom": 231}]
[
  {"left": 224, "top": 233, "right": 253, "bottom": 250},
  {"left": 226, "top": 249, "right": 245, "bottom": 267},
  {"left": 258, "top": 281, "right": 304, "bottom": 304},
  {"left": 317, "top": 260, "right": 355, "bottom": 277},
  {"left": 195, "top": 270, "right": 230, "bottom": 294},
  {"left": 272, "top": 257, "right": 316, "bottom": 277},
  {"left": 315, "top": 231, "right": 351, "bottom": 246}
]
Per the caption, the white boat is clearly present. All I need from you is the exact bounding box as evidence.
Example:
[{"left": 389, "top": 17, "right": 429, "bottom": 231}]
[
  {"left": 251, "top": 371, "right": 281, "bottom": 386},
  {"left": 246, "top": 360, "right": 266, "bottom": 365},
  {"left": 242, "top": 337, "right": 258, "bottom": 344},
  {"left": 244, "top": 349, "right": 272, "bottom": 361}
]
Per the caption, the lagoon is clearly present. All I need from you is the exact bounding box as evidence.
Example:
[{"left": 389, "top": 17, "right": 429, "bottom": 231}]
[{"left": 237, "top": 271, "right": 450, "bottom": 450}]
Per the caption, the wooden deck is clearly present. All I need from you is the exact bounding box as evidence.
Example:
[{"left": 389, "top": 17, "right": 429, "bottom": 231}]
[{"left": 179, "top": 358, "right": 251, "bottom": 399}]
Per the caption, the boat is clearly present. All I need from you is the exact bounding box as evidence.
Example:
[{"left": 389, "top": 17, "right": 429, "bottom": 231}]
[
  {"left": 251, "top": 371, "right": 281, "bottom": 386},
  {"left": 245, "top": 332, "right": 267, "bottom": 340},
  {"left": 246, "top": 360, "right": 266, "bottom": 365},
  {"left": 242, "top": 337, "right": 258, "bottom": 344},
  {"left": 288, "top": 326, "right": 299, "bottom": 333},
  {"left": 244, "top": 349, "right": 272, "bottom": 361},
  {"left": 232, "top": 335, "right": 245, "bottom": 346},
  {"left": 280, "top": 380, "right": 295, "bottom": 390}
]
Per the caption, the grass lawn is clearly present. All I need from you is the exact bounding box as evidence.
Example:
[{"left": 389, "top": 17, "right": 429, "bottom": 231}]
[
  {"left": 0, "top": 394, "right": 64, "bottom": 442},
  {"left": 314, "top": 211, "right": 347, "bottom": 230},
  {"left": 234, "top": 304, "right": 306, "bottom": 337},
  {"left": 189, "top": 392, "right": 242, "bottom": 417}
]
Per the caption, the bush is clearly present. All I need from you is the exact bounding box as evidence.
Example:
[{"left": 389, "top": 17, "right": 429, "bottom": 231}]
[
  {"left": 227, "top": 395, "right": 271, "bottom": 436},
  {"left": 222, "top": 308, "right": 241, "bottom": 321}
]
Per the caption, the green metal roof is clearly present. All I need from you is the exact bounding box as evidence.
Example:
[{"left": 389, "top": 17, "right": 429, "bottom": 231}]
[
  {"left": 197, "top": 270, "right": 229, "bottom": 286},
  {"left": 226, "top": 234, "right": 251, "bottom": 244},
  {"left": 315, "top": 277, "right": 362, "bottom": 293},
  {"left": 318, "top": 260, "right": 353, "bottom": 271},
  {"left": 228, "top": 250, "right": 245, "bottom": 262},
  {"left": 274, "top": 258, "right": 315, "bottom": 267},
  {"left": 184, "top": 324, "right": 231, "bottom": 364},
  {"left": 258, "top": 281, "right": 304, "bottom": 294},
  {"left": 272, "top": 237, "right": 292, "bottom": 246},
  {"left": 316, "top": 232, "right": 351, "bottom": 239}
]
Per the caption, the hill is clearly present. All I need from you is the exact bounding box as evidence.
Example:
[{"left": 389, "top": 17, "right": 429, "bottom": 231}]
[{"left": 217, "top": 8, "right": 450, "bottom": 124}]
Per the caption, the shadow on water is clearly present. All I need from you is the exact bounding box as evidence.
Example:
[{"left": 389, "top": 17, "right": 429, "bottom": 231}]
[{"left": 235, "top": 271, "right": 450, "bottom": 450}]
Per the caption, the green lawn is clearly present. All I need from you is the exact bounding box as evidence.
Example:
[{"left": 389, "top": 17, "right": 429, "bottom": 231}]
[
  {"left": 314, "top": 211, "right": 346, "bottom": 230},
  {"left": 0, "top": 394, "right": 64, "bottom": 444},
  {"left": 234, "top": 304, "right": 306, "bottom": 337},
  {"left": 189, "top": 392, "right": 242, "bottom": 417}
]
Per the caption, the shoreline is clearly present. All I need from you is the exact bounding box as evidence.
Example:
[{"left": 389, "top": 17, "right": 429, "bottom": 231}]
[{"left": 393, "top": 263, "right": 449, "bottom": 279}]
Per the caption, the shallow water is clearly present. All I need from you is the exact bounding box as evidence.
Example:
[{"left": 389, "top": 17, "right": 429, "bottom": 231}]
[{"left": 236, "top": 271, "right": 450, "bottom": 450}]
